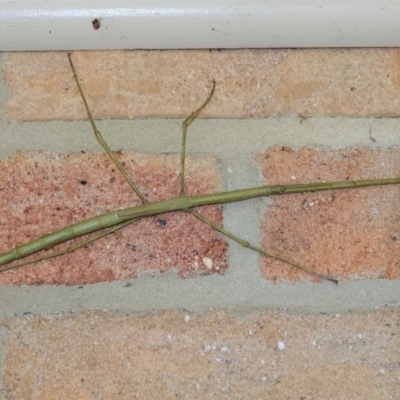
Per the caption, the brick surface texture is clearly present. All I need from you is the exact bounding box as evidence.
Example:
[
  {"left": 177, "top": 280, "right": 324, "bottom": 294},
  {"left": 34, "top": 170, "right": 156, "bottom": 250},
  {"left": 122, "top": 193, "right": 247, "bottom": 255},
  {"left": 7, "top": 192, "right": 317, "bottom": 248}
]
[
  {"left": 2, "top": 49, "right": 400, "bottom": 398},
  {"left": 257, "top": 146, "right": 400, "bottom": 282},
  {"left": 0, "top": 151, "right": 226, "bottom": 285},
  {"left": 3, "top": 309, "right": 400, "bottom": 399},
  {"left": 5, "top": 49, "right": 400, "bottom": 121}
]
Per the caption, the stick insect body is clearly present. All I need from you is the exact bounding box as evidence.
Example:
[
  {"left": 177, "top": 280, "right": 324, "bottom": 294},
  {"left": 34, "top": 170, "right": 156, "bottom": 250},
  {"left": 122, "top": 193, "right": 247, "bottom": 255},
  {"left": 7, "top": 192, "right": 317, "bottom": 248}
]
[{"left": 1, "top": 53, "right": 400, "bottom": 283}]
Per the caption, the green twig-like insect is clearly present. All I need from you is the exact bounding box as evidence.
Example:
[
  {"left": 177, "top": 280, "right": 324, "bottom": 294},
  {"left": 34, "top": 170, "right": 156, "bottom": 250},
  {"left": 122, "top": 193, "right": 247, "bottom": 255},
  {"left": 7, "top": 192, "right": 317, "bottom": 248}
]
[{"left": 1, "top": 53, "right": 400, "bottom": 283}]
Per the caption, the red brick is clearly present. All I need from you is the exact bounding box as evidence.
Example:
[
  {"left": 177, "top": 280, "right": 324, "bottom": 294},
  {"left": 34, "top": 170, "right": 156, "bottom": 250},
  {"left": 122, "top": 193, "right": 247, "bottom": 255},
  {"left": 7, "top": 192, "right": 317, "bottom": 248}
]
[
  {"left": 256, "top": 147, "right": 400, "bottom": 282},
  {"left": 4, "top": 49, "right": 400, "bottom": 121},
  {"left": 0, "top": 151, "right": 227, "bottom": 285},
  {"left": 2, "top": 309, "right": 399, "bottom": 399}
]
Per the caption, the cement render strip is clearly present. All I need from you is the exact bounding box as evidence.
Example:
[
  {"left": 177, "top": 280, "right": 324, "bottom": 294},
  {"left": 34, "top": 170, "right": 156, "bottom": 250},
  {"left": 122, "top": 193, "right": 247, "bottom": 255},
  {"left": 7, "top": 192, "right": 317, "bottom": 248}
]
[
  {"left": 1, "top": 117, "right": 400, "bottom": 160},
  {"left": 1, "top": 276, "right": 400, "bottom": 321}
]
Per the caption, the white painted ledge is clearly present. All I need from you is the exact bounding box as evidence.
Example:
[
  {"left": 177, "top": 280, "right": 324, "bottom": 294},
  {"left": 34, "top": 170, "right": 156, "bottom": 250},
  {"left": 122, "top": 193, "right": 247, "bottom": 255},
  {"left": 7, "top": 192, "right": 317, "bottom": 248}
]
[{"left": 1, "top": 0, "right": 400, "bottom": 51}]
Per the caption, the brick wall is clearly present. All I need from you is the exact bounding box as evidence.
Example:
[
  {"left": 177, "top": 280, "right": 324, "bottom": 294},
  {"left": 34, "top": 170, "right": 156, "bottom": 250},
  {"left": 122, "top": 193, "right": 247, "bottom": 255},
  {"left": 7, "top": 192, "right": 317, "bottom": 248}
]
[{"left": 1, "top": 50, "right": 400, "bottom": 398}]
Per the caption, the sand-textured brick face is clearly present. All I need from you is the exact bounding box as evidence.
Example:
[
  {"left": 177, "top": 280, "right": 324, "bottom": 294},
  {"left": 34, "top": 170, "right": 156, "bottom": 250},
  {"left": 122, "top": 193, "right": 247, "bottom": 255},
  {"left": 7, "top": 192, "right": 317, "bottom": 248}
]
[
  {"left": 3, "top": 309, "right": 400, "bottom": 399},
  {"left": 257, "top": 147, "right": 400, "bottom": 282},
  {"left": 0, "top": 151, "right": 227, "bottom": 285},
  {"left": 4, "top": 49, "right": 400, "bottom": 121}
]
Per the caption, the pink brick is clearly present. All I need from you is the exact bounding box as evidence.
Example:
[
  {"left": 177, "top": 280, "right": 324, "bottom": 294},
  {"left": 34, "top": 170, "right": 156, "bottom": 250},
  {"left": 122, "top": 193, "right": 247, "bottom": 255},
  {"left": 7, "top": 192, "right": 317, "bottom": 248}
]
[
  {"left": 0, "top": 151, "right": 227, "bottom": 285},
  {"left": 2, "top": 309, "right": 399, "bottom": 398},
  {"left": 256, "top": 147, "right": 400, "bottom": 282},
  {"left": 4, "top": 49, "right": 400, "bottom": 121}
]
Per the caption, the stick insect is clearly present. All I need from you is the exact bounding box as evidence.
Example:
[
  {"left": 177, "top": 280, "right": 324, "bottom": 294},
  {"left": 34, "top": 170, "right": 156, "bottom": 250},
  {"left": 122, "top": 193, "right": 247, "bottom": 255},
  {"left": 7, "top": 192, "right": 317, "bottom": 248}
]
[{"left": 1, "top": 53, "right": 400, "bottom": 283}]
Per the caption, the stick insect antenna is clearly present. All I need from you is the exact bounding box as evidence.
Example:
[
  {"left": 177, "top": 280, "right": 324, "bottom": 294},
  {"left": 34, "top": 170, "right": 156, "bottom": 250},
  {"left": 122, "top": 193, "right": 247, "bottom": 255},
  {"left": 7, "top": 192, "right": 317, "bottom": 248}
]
[{"left": 180, "top": 81, "right": 216, "bottom": 196}]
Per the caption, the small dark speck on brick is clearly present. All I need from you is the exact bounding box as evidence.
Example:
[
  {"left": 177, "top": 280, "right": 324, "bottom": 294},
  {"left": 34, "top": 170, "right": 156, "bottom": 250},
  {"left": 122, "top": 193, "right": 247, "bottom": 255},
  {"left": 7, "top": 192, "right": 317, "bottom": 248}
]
[
  {"left": 126, "top": 244, "right": 137, "bottom": 252},
  {"left": 79, "top": 179, "right": 88, "bottom": 185},
  {"left": 157, "top": 219, "right": 167, "bottom": 226}
]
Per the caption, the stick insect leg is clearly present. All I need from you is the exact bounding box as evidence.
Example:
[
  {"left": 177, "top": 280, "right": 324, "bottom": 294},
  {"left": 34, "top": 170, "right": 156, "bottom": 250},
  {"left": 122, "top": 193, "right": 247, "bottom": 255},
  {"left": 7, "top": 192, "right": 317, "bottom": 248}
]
[
  {"left": 0, "top": 219, "right": 138, "bottom": 272},
  {"left": 179, "top": 82, "right": 336, "bottom": 283},
  {"left": 180, "top": 81, "right": 216, "bottom": 196},
  {"left": 2, "top": 54, "right": 148, "bottom": 271},
  {"left": 188, "top": 210, "right": 337, "bottom": 283},
  {"left": 67, "top": 53, "right": 148, "bottom": 205}
]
